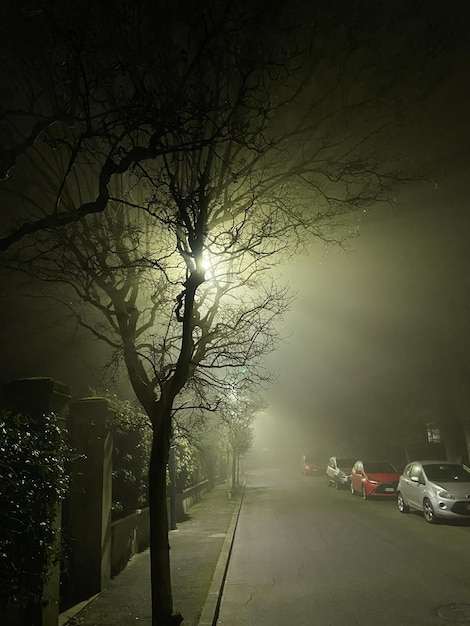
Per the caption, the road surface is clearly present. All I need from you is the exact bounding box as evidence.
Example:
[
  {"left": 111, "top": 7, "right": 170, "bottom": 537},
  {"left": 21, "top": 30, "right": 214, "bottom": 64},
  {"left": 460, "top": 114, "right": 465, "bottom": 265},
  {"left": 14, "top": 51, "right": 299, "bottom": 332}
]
[{"left": 217, "top": 467, "right": 470, "bottom": 625}]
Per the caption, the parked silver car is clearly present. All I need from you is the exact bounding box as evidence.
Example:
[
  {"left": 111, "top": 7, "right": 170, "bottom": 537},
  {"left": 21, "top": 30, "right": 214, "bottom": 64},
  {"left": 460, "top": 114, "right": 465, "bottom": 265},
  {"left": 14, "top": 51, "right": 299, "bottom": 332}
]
[
  {"left": 326, "top": 456, "right": 356, "bottom": 489},
  {"left": 397, "top": 460, "right": 470, "bottom": 524}
]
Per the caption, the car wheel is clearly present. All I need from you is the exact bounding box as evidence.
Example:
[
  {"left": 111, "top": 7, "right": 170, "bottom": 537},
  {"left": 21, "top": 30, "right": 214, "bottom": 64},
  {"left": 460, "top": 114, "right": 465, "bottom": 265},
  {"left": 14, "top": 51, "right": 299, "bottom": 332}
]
[
  {"left": 423, "top": 498, "right": 438, "bottom": 524},
  {"left": 350, "top": 481, "right": 355, "bottom": 495},
  {"left": 361, "top": 486, "right": 368, "bottom": 500},
  {"left": 397, "top": 491, "right": 410, "bottom": 513}
]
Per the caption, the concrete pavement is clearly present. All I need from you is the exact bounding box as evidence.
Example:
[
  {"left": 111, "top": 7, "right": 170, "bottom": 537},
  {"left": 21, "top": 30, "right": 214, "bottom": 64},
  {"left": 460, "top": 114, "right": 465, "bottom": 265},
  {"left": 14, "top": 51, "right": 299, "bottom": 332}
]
[
  {"left": 59, "top": 481, "right": 243, "bottom": 626},
  {"left": 216, "top": 468, "right": 470, "bottom": 626}
]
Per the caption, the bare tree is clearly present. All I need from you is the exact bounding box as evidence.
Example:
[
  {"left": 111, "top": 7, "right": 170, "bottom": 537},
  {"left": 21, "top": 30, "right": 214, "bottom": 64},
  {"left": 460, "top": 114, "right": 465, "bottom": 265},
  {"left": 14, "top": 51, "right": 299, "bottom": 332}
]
[
  {"left": 10, "top": 185, "right": 293, "bottom": 623},
  {"left": 219, "top": 387, "right": 261, "bottom": 494},
  {"left": 0, "top": 1, "right": 453, "bottom": 624}
]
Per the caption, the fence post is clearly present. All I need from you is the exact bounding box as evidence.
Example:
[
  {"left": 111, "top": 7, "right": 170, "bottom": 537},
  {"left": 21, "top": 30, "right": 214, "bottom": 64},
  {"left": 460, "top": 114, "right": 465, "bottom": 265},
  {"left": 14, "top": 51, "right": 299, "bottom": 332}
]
[
  {"left": 67, "top": 397, "right": 114, "bottom": 601},
  {"left": 1, "top": 377, "right": 71, "bottom": 626}
]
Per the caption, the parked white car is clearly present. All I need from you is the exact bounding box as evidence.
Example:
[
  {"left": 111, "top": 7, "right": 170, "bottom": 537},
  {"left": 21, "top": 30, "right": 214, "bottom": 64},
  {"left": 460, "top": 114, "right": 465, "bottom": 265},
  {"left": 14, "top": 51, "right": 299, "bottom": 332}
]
[
  {"left": 326, "top": 456, "right": 356, "bottom": 489},
  {"left": 397, "top": 460, "right": 470, "bottom": 524}
]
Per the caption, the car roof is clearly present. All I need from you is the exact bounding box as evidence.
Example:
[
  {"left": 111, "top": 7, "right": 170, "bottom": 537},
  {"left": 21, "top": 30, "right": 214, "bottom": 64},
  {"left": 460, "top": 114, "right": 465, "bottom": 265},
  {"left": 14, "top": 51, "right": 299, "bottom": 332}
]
[
  {"left": 359, "top": 460, "right": 394, "bottom": 464},
  {"left": 410, "top": 460, "right": 463, "bottom": 465}
]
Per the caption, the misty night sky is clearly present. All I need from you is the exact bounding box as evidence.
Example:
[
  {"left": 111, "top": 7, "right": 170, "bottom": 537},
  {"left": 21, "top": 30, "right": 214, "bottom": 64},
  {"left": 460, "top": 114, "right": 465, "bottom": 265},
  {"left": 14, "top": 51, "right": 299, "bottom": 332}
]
[
  {"left": 252, "top": 40, "right": 470, "bottom": 464},
  {"left": 257, "top": 177, "right": 470, "bottom": 463},
  {"left": 1, "top": 2, "right": 470, "bottom": 467}
]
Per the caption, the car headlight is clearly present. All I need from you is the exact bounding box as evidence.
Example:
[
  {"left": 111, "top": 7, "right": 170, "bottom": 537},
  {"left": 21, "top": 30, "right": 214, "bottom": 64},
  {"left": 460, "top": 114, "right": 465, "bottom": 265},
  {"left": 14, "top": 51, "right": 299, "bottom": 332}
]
[
  {"left": 367, "top": 480, "right": 378, "bottom": 485},
  {"left": 435, "top": 487, "right": 455, "bottom": 500}
]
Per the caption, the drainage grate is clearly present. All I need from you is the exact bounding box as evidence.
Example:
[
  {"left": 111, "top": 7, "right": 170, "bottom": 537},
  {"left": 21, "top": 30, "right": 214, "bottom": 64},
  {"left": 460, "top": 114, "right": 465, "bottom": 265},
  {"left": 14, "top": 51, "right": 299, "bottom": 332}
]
[{"left": 436, "top": 604, "right": 470, "bottom": 623}]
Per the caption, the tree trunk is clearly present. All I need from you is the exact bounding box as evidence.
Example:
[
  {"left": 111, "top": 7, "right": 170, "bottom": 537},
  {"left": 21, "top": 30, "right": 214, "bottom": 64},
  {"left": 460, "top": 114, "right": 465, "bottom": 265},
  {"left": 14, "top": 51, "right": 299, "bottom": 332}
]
[{"left": 148, "top": 411, "right": 182, "bottom": 626}]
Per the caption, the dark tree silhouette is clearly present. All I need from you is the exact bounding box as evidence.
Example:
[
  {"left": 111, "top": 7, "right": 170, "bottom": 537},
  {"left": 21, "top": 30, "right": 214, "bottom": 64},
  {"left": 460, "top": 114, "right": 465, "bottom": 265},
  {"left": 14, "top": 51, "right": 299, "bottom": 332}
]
[{"left": 0, "top": 1, "right": 454, "bottom": 623}]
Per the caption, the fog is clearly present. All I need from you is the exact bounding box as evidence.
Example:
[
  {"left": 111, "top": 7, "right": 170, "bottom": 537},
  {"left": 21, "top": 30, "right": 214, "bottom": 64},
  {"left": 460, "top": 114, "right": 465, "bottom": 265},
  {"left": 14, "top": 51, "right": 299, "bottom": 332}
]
[
  {"left": 1, "top": 3, "right": 470, "bottom": 471},
  {"left": 246, "top": 31, "right": 470, "bottom": 467},
  {"left": 249, "top": 176, "right": 470, "bottom": 467},
  {"left": 2, "top": 173, "right": 469, "bottom": 470}
]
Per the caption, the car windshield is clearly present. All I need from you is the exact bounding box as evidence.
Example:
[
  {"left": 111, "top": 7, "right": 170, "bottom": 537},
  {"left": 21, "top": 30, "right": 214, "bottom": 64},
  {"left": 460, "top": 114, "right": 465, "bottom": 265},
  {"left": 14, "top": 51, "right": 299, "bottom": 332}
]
[
  {"left": 337, "top": 458, "right": 356, "bottom": 469},
  {"left": 364, "top": 462, "right": 397, "bottom": 473},
  {"left": 423, "top": 463, "right": 470, "bottom": 482}
]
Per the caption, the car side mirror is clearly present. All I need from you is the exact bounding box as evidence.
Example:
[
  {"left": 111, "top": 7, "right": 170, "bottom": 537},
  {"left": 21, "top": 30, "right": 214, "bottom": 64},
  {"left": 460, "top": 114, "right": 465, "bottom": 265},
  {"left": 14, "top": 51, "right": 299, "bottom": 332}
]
[{"left": 411, "top": 476, "right": 424, "bottom": 484}]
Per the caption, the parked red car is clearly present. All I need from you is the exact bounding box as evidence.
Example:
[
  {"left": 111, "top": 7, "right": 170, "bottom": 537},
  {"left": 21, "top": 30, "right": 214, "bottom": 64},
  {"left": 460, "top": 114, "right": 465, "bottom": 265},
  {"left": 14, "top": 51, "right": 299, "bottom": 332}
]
[
  {"left": 350, "top": 460, "right": 401, "bottom": 499},
  {"left": 301, "top": 454, "right": 324, "bottom": 476}
]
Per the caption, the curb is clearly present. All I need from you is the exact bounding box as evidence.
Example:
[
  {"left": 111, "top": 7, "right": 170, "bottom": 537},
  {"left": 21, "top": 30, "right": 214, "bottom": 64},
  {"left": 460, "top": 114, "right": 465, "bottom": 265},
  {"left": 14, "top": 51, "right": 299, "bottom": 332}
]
[
  {"left": 198, "top": 484, "right": 245, "bottom": 626},
  {"left": 58, "top": 594, "right": 99, "bottom": 626}
]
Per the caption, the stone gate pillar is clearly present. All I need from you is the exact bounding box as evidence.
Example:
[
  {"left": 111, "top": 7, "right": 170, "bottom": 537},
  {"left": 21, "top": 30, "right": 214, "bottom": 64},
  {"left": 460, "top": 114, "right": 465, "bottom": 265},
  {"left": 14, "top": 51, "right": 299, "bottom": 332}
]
[
  {"left": 2, "top": 376, "right": 71, "bottom": 419},
  {"left": 68, "top": 397, "right": 114, "bottom": 601}
]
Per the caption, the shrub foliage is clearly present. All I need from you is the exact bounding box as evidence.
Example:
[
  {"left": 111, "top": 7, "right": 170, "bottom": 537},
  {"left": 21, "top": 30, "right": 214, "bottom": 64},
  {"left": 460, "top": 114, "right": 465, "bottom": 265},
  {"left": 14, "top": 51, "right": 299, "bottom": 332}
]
[
  {"left": 0, "top": 410, "right": 71, "bottom": 607},
  {"left": 90, "top": 390, "right": 153, "bottom": 519}
]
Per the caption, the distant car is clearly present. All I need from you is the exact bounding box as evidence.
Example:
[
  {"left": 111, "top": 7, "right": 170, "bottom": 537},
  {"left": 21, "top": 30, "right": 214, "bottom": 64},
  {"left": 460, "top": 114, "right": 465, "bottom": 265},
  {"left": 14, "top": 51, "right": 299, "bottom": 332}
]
[
  {"left": 301, "top": 455, "right": 323, "bottom": 476},
  {"left": 326, "top": 456, "right": 356, "bottom": 489},
  {"left": 350, "top": 460, "right": 401, "bottom": 499},
  {"left": 397, "top": 460, "right": 470, "bottom": 524}
]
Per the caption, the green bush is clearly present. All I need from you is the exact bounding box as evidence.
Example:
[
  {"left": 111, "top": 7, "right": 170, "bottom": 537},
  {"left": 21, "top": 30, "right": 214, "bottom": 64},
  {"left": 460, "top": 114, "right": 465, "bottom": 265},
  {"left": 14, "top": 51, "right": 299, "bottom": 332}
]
[
  {"left": 0, "top": 410, "right": 71, "bottom": 607},
  {"left": 173, "top": 435, "right": 203, "bottom": 492},
  {"left": 89, "top": 390, "right": 152, "bottom": 519}
]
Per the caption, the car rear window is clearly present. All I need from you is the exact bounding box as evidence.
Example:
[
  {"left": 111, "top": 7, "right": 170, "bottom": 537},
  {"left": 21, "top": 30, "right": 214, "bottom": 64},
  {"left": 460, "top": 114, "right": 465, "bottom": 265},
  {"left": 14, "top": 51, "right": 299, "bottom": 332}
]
[
  {"left": 423, "top": 464, "right": 470, "bottom": 482},
  {"left": 364, "top": 462, "right": 397, "bottom": 473},
  {"left": 337, "top": 458, "right": 356, "bottom": 469}
]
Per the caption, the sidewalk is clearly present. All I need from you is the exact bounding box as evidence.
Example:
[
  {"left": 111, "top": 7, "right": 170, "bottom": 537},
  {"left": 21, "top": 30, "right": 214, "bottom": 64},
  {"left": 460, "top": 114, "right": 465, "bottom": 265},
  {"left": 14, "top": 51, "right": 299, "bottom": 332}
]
[{"left": 59, "top": 482, "right": 243, "bottom": 626}]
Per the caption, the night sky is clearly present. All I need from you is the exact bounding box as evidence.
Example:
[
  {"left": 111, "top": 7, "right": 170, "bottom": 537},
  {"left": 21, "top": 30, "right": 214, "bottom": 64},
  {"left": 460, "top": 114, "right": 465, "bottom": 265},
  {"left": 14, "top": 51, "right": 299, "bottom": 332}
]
[
  {"left": 252, "top": 29, "right": 470, "bottom": 465},
  {"left": 257, "top": 176, "right": 470, "bottom": 465},
  {"left": 1, "top": 1, "right": 470, "bottom": 469}
]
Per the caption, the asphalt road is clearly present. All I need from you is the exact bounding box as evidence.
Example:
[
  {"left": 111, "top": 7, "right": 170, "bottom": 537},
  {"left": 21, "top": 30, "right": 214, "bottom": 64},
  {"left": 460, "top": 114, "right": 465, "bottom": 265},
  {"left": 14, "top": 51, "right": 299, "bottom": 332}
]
[{"left": 217, "top": 467, "right": 470, "bottom": 626}]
